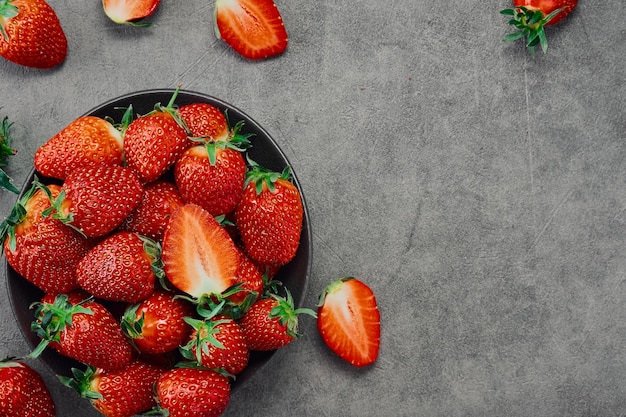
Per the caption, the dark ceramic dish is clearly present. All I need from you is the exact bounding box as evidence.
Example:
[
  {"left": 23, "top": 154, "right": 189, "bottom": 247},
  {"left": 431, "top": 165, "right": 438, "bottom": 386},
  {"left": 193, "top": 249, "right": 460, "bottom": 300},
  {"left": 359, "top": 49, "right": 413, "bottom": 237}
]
[{"left": 4, "top": 89, "right": 311, "bottom": 392}]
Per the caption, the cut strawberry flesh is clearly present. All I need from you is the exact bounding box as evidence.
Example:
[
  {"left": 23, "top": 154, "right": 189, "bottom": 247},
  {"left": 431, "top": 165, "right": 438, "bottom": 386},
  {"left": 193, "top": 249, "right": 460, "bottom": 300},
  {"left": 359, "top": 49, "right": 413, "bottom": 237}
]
[
  {"left": 162, "top": 204, "right": 238, "bottom": 298},
  {"left": 318, "top": 278, "right": 380, "bottom": 367},
  {"left": 215, "top": 0, "right": 288, "bottom": 60},
  {"left": 104, "top": 0, "right": 160, "bottom": 23}
]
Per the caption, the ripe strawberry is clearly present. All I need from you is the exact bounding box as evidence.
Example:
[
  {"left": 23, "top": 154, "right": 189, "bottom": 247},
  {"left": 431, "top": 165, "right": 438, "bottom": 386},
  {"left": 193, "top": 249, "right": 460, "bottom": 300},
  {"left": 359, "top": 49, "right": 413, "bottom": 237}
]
[
  {"left": 31, "top": 293, "right": 133, "bottom": 371},
  {"left": 224, "top": 248, "right": 264, "bottom": 309},
  {"left": 0, "top": 358, "right": 55, "bottom": 416},
  {"left": 238, "top": 290, "right": 315, "bottom": 351},
  {"left": 178, "top": 102, "right": 229, "bottom": 140},
  {"left": 501, "top": 0, "right": 577, "bottom": 55},
  {"left": 76, "top": 231, "right": 160, "bottom": 303},
  {"left": 0, "top": 112, "right": 18, "bottom": 193},
  {"left": 235, "top": 160, "right": 303, "bottom": 267},
  {"left": 214, "top": 0, "right": 288, "bottom": 60},
  {"left": 60, "top": 360, "right": 164, "bottom": 417},
  {"left": 0, "top": 0, "right": 67, "bottom": 68},
  {"left": 317, "top": 277, "right": 380, "bottom": 367},
  {"left": 1, "top": 182, "right": 90, "bottom": 293},
  {"left": 34, "top": 115, "right": 125, "bottom": 181},
  {"left": 121, "top": 289, "right": 194, "bottom": 355},
  {"left": 41, "top": 163, "right": 143, "bottom": 237},
  {"left": 161, "top": 204, "right": 239, "bottom": 298},
  {"left": 118, "top": 180, "right": 184, "bottom": 241},
  {"left": 156, "top": 367, "right": 230, "bottom": 417},
  {"left": 174, "top": 138, "right": 248, "bottom": 216},
  {"left": 181, "top": 313, "right": 249, "bottom": 375},
  {"left": 103, "top": 0, "right": 160, "bottom": 26},
  {"left": 123, "top": 90, "right": 190, "bottom": 183}
]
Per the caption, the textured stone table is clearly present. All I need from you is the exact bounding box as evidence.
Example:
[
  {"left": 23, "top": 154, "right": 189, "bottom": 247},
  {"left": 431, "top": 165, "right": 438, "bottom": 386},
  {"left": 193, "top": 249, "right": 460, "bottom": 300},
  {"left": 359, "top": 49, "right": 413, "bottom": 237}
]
[{"left": 1, "top": 0, "right": 625, "bottom": 416}]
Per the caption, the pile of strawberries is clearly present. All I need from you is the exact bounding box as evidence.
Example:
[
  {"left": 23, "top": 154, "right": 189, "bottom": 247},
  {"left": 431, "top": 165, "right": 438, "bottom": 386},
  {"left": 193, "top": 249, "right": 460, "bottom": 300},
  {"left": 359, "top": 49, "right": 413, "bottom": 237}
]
[{"left": 0, "top": 89, "right": 316, "bottom": 417}]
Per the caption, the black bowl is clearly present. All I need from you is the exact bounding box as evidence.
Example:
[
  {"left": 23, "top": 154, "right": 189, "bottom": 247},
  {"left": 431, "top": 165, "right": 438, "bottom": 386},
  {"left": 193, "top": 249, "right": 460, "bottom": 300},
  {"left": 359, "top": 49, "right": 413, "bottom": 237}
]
[{"left": 4, "top": 89, "right": 312, "bottom": 392}]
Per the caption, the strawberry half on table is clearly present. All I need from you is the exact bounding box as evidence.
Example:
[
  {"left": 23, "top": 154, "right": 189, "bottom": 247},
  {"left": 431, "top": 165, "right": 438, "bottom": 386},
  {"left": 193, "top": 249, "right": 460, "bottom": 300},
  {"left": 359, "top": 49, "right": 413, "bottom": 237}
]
[
  {"left": 214, "top": 0, "right": 288, "bottom": 60},
  {"left": 0, "top": 0, "right": 67, "bottom": 69},
  {"left": 103, "top": 0, "right": 160, "bottom": 26},
  {"left": 317, "top": 277, "right": 380, "bottom": 367},
  {"left": 501, "top": 0, "right": 578, "bottom": 55}
]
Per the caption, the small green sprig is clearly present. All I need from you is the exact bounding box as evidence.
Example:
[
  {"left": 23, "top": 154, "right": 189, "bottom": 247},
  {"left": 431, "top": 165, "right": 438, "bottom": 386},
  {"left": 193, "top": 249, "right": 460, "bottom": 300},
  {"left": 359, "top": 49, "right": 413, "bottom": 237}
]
[
  {"left": 0, "top": 111, "right": 18, "bottom": 193},
  {"left": 501, "top": 6, "right": 563, "bottom": 56}
]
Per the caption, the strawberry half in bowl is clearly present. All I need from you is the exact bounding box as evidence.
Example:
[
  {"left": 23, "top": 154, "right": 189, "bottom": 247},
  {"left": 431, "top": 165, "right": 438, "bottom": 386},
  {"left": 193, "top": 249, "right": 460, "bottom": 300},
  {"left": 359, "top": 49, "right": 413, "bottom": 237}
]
[{"left": 2, "top": 89, "right": 312, "bottom": 411}]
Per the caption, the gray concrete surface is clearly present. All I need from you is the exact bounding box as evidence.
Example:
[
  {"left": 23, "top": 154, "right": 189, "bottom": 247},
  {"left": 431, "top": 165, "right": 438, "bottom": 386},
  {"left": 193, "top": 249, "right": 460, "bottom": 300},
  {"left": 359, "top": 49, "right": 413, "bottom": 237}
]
[{"left": 1, "top": 0, "right": 625, "bottom": 416}]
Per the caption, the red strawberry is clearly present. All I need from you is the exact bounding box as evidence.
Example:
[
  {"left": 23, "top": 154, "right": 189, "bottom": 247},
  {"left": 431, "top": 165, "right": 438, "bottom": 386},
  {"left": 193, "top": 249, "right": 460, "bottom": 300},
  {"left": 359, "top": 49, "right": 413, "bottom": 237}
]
[
  {"left": 178, "top": 102, "right": 229, "bottom": 140},
  {"left": 501, "top": 0, "right": 577, "bottom": 55},
  {"left": 226, "top": 248, "right": 264, "bottom": 307},
  {"left": 76, "top": 231, "right": 159, "bottom": 303},
  {"left": 118, "top": 180, "right": 184, "bottom": 241},
  {"left": 0, "top": 0, "right": 67, "bottom": 68},
  {"left": 161, "top": 204, "right": 239, "bottom": 298},
  {"left": 121, "top": 289, "right": 194, "bottom": 355},
  {"left": 42, "top": 164, "right": 143, "bottom": 237},
  {"left": 103, "top": 0, "right": 160, "bottom": 26},
  {"left": 1, "top": 182, "right": 90, "bottom": 293},
  {"left": 235, "top": 160, "right": 303, "bottom": 267},
  {"left": 181, "top": 313, "right": 249, "bottom": 375},
  {"left": 0, "top": 358, "right": 55, "bottom": 416},
  {"left": 238, "top": 290, "right": 315, "bottom": 351},
  {"left": 156, "top": 367, "right": 230, "bottom": 417},
  {"left": 31, "top": 293, "right": 134, "bottom": 371},
  {"left": 174, "top": 139, "right": 248, "bottom": 216},
  {"left": 123, "top": 90, "right": 190, "bottom": 183},
  {"left": 34, "top": 115, "right": 124, "bottom": 181},
  {"left": 60, "top": 360, "right": 164, "bottom": 417},
  {"left": 214, "top": 0, "right": 288, "bottom": 60},
  {"left": 317, "top": 277, "right": 380, "bottom": 367},
  {"left": 0, "top": 112, "right": 18, "bottom": 193}
]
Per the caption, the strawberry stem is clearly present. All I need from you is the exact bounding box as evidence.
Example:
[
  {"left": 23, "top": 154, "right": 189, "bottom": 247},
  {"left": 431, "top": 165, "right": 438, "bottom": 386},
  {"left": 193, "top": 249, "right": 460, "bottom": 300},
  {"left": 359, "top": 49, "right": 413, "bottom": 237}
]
[{"left": 501, "top": 6, "right": 564, "bottom": 56}]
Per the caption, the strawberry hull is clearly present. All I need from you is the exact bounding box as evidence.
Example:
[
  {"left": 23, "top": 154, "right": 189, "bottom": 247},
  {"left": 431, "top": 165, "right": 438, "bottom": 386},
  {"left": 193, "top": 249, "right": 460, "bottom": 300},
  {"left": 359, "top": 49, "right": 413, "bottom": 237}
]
[{"left": 3, "top": 89, "right": 312, "bottom": 396}]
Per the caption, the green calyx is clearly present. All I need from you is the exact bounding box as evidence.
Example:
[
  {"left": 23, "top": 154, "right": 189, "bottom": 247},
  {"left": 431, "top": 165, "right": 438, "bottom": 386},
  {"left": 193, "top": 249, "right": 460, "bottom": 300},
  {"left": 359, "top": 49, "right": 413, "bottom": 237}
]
[
  {"left": 29, "top": 294, "right": 94, "bottom": 359},
  {"left": 0, "top": 0, "right": 19, "bottom": 42},
  {"left": 180, "top": 316, "right": 231, "bottom": 365},
  {"left": 188, "top": 119, "right": 254, "bottom": 166},
  {"left": 501, "top": 6, "right": 564, "bottom": 56},
  {"left": 0, "top": 181, "right": 38, "bottom": 254},
  {"left": 149, "top": 85, "right": 191, "bottom": 135},
  {"left": 0, "top": 111, "right": 18, "bottom": 194},
  {"left": 268, "top": 289, "right": 316, "bottom": 339},
  {"left": 244, "top": 156, "right": 292, "bottom": 195},
  {"left": 58, "top": 366, "right": 103, "bottom": 401}
]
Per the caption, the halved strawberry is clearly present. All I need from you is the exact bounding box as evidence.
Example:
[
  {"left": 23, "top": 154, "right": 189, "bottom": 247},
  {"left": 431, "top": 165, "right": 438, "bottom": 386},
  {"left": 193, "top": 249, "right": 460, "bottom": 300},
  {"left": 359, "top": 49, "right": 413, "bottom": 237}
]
[
  {"left": 161, "top": 204, "right": 239, "bottom": 298},
  {"left": 317, "top": 277, "right": 380, "bottom": 367},
  {"left": 103, "top": 0, "right": 160, "bottom": 26},
  {"left": 34, "top": 115, "right": 125, "bottom": 181},
  {"left": 214, "top": 0, "right": 288, "bottom": 60}
]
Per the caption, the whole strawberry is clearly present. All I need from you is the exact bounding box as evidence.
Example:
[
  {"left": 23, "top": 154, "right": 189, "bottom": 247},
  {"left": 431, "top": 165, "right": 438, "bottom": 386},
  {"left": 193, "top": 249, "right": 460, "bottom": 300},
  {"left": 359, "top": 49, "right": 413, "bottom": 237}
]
[
  {"left": 40, "top": 163, "right": 144, "bottom": 237},
  {"left": 0, "top": 358, "right": 55, "bottom": 416},
  {"left": 121, "top": 289, "right": 194, "bottom": 355},
  {"left": 156, "top": 367, "right": 230, "bottom": 417},
  {"left": 238, "top": 290, "right": 315, "bottom": 351},
  {"left": 181, "top": 312, "right": 249, "bottom": 375},
  {"left": 118, "top": 180, "right": 184, "bottom": 241},
  {"left": 76, "top": 231, "right": 160, "bottom": 303},
  {"left": 1, "top": 182, "right": 90, "bottom": 293},
  {"left": 174, "top": 136, "right": 248, "bottom": 216},
  {"left": 34, "top": 115, "right": 125, "bottom": 180},
  {"left": 123, "top": 89, "right": 190, "bottom": 183},
  {"left": 31, "top": 293, "right": 134, "bottom": 371},
  {"left": 0, "top": 0, "right": 67, "bottom": 68},
  {"left": 235, "top": 160, "right": 303, "bottom": 267},
  {"left": 60, "top": 360, "right": 164, "bottom": 417},
  {"left": 178, "top": 102, "right": 229, "bottom": 140}
]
